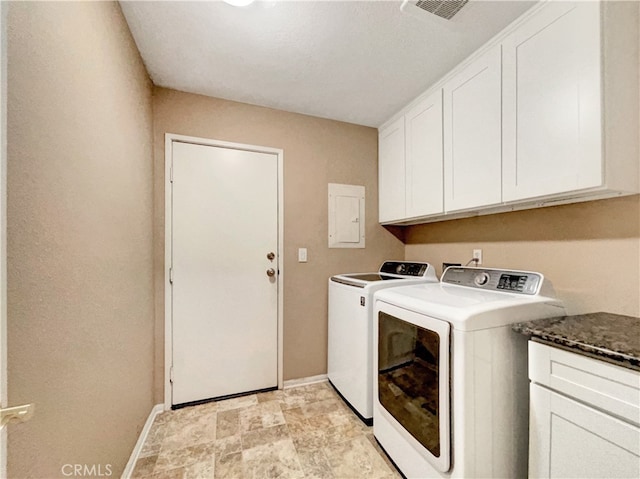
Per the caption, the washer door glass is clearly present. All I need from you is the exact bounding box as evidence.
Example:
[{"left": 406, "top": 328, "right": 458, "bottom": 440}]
[{"left": 378, "top": 311, "right": 443, "bottom": 457}]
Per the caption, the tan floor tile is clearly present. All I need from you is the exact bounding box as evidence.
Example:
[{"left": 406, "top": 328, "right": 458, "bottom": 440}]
[
  {"left": 239, "top": 407, "right": 264, "bottom": 433},
  {"left": 261, "top": 411, "right": 286, "bottom": 429},
  {"left": 365, "top": 433, "right": 402, "bottom": 477},
  {"left": 306, "top": 413, "right": 334, "bottom": 430},
  {"left": 216, "top": 394, "right": 258, "bottom": 412},
  {"left": 155, "top": 442, "right": 216, "bottom": 471},
  {"left": 306, "top": 408, "right": 361, "bottom": 432},
  {"left": 290, "top": 428, "right": 326, "bottom": 453},
  {"left": 195, "top": 400, "right": 219, "bottom": 414},
  {"left": 280, "top": 391, "right": 309, "bottom": 411},
  {"left": 241, "top": 424, "right": 290, "bottom": 450},
  {"left": 215, "top": 451, "right": 244, "bottom": 479},
  {"left": 281, "top": 384, "right": 334, "bottom": 410},
  {"left": 301, "top": 383, "right": 337, "bottom": 402},
  {"left": 325, "top": 422, "right": 365, "bottom": 446},
  {"left": 141, "top": 418, "right": 171, "bottom": 457},
  {"left": 327, "top": 410, "right": 354, "bottom": 427},
  {"left": 324, "top": 435, "right": 394, "bottom": 478},
  {"left": 215, "top": 434, "right": 242, "bottom": 457},
  {"left": 140, "top": 441, "right": 162, "bottom": 459},
  {"left": 146, "top": 467, "right": 185, "bottom": 479},
  {"left": 162, "top": 412, "right": 217, "bottom": 449},
  {"left": 282, "top": 407, "right": 306, "bottom": 425},
  {"left": 134, "top": 383, "right": 398, "bottom": 479},
  {"left": 239, "top": 400, "right": 285, "bottom": 433},
  {"left": 259, "top": 400, "right": 286, "bottom": 428},
  {"left": 285, "top": 420, "right": 310, "bottom": 436},
  {"left": 299, "top": 382, "right": 333, "bottom": 394},
  {"left": 242, "top": 439, "right": 304, "bottom": 479},
  {"left": 182, "top": 458, "right": 215, "bottom": 479},
  {"left": 216, "top": 409, "right": 240, "bottom": 439},
  {"left": 257, "top": 389, "right": 285, "bottom": 403},
  {"left": 170, "top": 405, "right": 205, "bottom": 424},
  {"left": 297, "top": 450, "right": 335, "bottom": 479},
  {"left": 132, "top": 455, "right": 157, "bottom": 477},
  {"left": 153, "top": 411, "right": 173, "bottom": 426},
  {"left": 302, "top": 398, "right": 343, "bottom": 418}
]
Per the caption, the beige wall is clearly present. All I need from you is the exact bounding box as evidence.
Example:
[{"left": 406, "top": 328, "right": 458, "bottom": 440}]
[
  {"left": 7, "top": 2, "right": 154, "bottom": 477},
  {"left": 152, "top": 88, "right": 404, "bottom": 401},
  {"left": 405, "top": 195, "right": 640, "bottom": 317}
]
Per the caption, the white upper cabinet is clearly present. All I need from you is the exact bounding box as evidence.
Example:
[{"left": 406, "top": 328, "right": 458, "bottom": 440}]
[
  {"left": 377, "top": 0, "right": 638, "bottom": 225},
  {"left": 443, "top": 46, "right": 502, "bottom": 212},
  {"left": 405, "top": 90, "right": 444, "bottom": 218},
  {"left": 378, "top": 116, "right": 406, "bottom": 223},
  {"left": 502, "top": 1, "right": 602, "bottom": 201}
]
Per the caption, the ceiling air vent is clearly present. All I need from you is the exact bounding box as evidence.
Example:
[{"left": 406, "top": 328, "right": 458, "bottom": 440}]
[{"left": 401, "top": 0, "right": 469, "bottom": 21}]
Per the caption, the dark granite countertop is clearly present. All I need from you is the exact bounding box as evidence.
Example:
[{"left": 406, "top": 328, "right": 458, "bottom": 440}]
[{"left": 512, "top": 312, "right": 640, "bottom": 371}]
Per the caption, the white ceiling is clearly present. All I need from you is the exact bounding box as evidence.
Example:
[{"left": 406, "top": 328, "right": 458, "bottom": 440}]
[{"left": 120, "top": 0, "right": 536, "bottom": 127}]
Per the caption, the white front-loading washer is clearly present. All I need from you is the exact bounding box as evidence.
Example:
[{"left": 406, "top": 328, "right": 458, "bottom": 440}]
[
  {"left": 328, "top": 261, "right": 438, "bottom": 424},
  {"left": 373, "top": 266, "right": 565, "bottom": 479}
]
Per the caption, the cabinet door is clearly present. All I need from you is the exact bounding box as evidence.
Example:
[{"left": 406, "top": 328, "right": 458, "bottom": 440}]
[
  {"left": 443, "top": 45, "right": 502, "bottom": 212},
  {"left": 529, "top": 384, "right": 640, "bottom": 479},
  {"left": 502, "top": 1, "right": 602, "bottom": 202},
  {"left": 378, "top": 116, "right": 406, "bottom": 223},
  {"left": 405, "top": 90, "right": 444, "bottom": 218}
]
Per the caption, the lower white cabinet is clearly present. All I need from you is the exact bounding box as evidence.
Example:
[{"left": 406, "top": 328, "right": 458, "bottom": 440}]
[{"left": 528, "top": 342, "right": 640, "bottom": 479}]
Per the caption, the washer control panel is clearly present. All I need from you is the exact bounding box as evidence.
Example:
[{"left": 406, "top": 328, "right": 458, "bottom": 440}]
[
  {"left": 442, "top": 267, "right": 542, "bottom": 295},
  {"left": 379, "top": 261, "right": 430, "bottom": 277}
]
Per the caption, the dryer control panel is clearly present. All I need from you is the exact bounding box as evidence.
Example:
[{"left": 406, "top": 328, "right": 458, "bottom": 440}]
[{"left": 442, "top": 267, "right": 542, "bottom": 295}]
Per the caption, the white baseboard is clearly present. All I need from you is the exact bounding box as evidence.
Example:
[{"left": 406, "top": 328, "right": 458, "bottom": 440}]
[
  {"left": 121, "top": 403, "right": 164, "bottom": 479},
  {"left": 283, "top": 374, "right": 328, "bottom": 389}
]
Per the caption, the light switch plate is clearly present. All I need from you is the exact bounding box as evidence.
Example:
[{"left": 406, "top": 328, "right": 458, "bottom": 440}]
[{"left": 298, "top": 248, "right": 307, "bottom": 263}]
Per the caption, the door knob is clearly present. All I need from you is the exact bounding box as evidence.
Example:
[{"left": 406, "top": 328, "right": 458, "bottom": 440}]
[
  {"left": 266, "top": 268, "right": 276, "bottom": 277},
  {"left": 267, "top": 252, "right": 275, "bottom": 261}
]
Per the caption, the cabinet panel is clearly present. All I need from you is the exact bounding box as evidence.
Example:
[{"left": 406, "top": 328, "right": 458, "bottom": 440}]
[
  {"left": 529, "top": 383, "right": 640, "bottom": 479},
  {"left": 405, "top": 90, "right": 444, "bottom": 218},
  {"left": 503, "top": 1, "right": 602, "bottom": 201},
  {"left": 528, "top": 341, "right": 640, "bottom": 426},
  {"left": 378, "top": 117, "right": 405, "bottom": 223},
  {"left": 444, "top": 46, "right": 502, "bottom": 212}
]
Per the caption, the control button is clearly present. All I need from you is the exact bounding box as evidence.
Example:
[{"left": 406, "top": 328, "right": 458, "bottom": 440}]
[
  {"left": 396, "top": 264, "right": 406, "bottom": 275},
  {"left": 474, "top": 272, "right": 490, "bottom": 287}
]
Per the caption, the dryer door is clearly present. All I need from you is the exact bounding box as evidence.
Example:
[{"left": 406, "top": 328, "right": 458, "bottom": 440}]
[{"left": 376, "top": 302, "right": 451, "bottom": 473}]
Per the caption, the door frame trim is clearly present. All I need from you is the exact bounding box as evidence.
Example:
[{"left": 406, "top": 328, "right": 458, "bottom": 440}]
[
  {"left": 163, "top": 133, "right": 284, "bottom": 410},
  {"left": 0, "top": 1, "right": 7, "bottom": 472}
]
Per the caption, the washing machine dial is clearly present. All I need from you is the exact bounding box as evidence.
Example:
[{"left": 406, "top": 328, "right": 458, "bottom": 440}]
[
  {"left": 395, "top": 264, "right": 406, "bottom": 275},
  {"left": 474, "top": 272, "right": 490, "bottom": 287}
]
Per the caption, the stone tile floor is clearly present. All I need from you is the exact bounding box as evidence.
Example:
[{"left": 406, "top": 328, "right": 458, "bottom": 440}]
[{"left": 132, "top": 381, "right": 402, "bottom": 478}]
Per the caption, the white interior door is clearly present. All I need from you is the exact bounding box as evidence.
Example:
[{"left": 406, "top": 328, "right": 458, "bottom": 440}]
[{"left": 170, "top": 141, "right": 279, "bottom": 405}]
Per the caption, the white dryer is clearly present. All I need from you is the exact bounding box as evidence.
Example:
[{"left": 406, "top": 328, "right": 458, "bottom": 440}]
[
  {"left": 328, "top": 261, "right": 438, "bottom": 424},
  {"left": 373, "top": 266, "right": 565, "bottom": 479}
]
